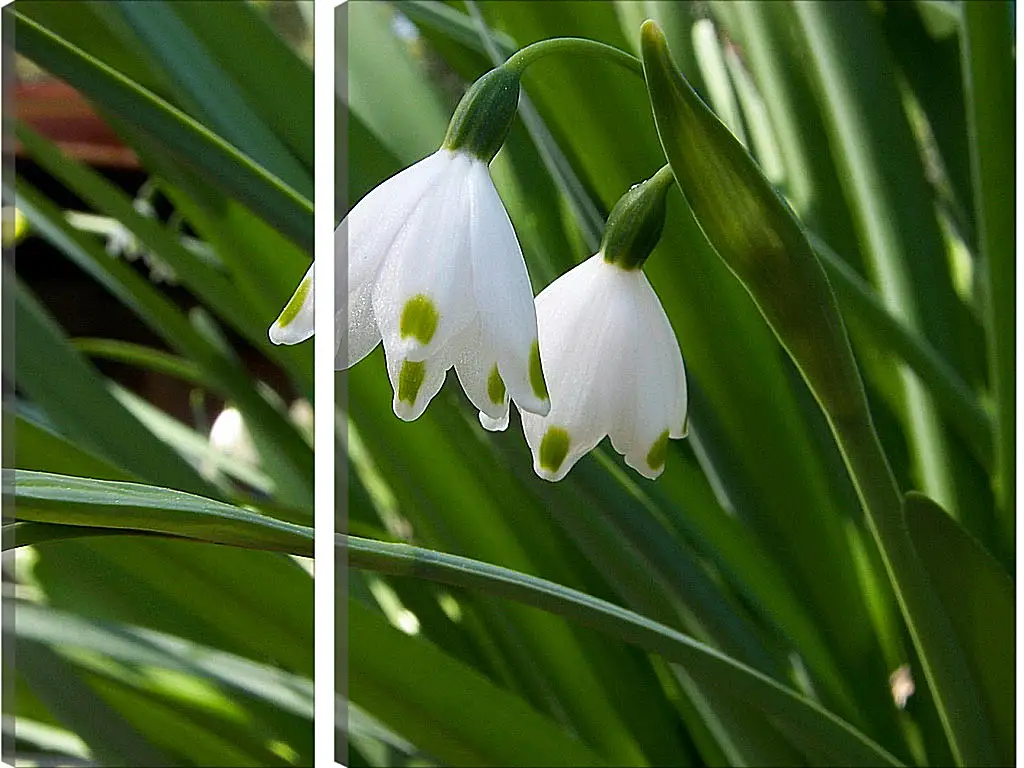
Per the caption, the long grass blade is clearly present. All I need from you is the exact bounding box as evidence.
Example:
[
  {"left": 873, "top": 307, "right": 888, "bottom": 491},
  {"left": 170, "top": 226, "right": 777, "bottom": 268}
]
[
  {"left": 6, "top": 470, "right": 313, "bottom": 556},
  {"left": 346, "top": 535, "right": 902, "bottom": 767}
]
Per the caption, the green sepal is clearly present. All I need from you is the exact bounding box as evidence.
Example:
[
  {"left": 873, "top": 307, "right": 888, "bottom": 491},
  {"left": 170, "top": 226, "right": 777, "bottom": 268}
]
[
  {"left": 601, "top": 167, "right": 674, "bottom": 270},
  {"left": 442, "top": 67, "right": 520, "bottom": 164}
]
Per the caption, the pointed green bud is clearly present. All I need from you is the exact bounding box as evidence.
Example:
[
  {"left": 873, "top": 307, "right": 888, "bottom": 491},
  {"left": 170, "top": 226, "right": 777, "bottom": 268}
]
[
  {"left": 641, "top": 19, "right": 864, "bottom": 425},
  {"left": 601, "top": 165, "right": 674, "bottom": 270},
  {"left": 442, "top": 67, "right": 520, "bottom": 163}
]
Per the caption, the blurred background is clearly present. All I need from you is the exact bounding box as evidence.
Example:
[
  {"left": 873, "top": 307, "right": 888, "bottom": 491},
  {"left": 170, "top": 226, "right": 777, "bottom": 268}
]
[{"left": 6, "top": 2, "right": 315, "bottom": 766}]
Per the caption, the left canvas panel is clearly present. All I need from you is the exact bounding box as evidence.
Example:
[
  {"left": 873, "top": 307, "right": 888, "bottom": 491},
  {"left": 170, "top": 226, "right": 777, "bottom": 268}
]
[{"left": 2, "top": 1, "right": 315, "bottom": 765}]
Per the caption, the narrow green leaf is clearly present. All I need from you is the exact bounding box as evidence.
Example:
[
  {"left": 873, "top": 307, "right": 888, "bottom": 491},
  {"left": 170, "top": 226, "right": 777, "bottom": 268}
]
[
  {"left": 114, "top": 0, "right": 312, "bottom": 198},
  {"left": 169, "top": 0, "right": 314, "bottom": 170},
  {"left": 960, "top": 0, "right": 1015, "bottom": 545},
  {"left": 346, "top": 535, "right": 903, "bottom": 767},
  {"left": 14, "top": 0, "right": 170, "bottom": 96},
  {"left": 15, "top": 643, "right": 172, "bottom": 767},
  {"left": 641, "top": 20, "right": 997, "bottom": 765},
  {"left": 6, "top": 470, "right": 312, "bottom": 556},
  {"left": 903, "top": 493, "right": 1014, "bottom": 764},
  {"left": 4, "top": 717, "right": 90, "bottom": 762},
  {"left": 73, "top": 338, "right": 208, "bottom": 388}
]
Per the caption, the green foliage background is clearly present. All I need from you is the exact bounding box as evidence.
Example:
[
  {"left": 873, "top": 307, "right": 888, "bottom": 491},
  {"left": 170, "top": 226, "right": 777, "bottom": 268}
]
[
  {"left": 6, "top": 2, "right": 314, "bottom": 765},
  {"left": 343, "top": 2, "right": 1014, "bottom": 767}
]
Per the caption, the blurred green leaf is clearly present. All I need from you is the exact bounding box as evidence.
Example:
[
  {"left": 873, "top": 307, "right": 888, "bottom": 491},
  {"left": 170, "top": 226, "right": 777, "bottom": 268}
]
[
  {"left": 114, "top": 0, "right": 312, "bottom": 199},
  {"left": 12, "top": 279, "right": 213, "bottom": 495},
  {"left": 349, "top": 599, "right": 613, "bottom": 768},
  {"left": 169, "top": 0, "right": 314, "bottom": 170},
  {"left": 347, "top": 535, "right": 903, "bottom": 767},
  {"left": 960, "top": 0, "right": 1015, "bottom": 546},
  {"left": 903, "top": 493, "right": 1014, "bottom": 764},
  {"left": 14, "top": 177, "right": 314, "bottom": 508},
  {"left": 12, "top": 8, "right": 313, "bottom": 249},
  {"left": 15, "top": 643, "right": 172, "bottom": 766}
]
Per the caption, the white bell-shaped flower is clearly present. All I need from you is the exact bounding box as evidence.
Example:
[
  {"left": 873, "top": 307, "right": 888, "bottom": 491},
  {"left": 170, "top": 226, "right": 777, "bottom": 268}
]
[
  {"left": 485, "top": 166, "right": 687, "bottom": 481},
  {"left": 338, "top": 66, "right": 550, "bottom": 423},
  {"left": 493, "top": 252, "right": 688, "bottom": 481},
  {"left": 270, "top": 67, "right": 549, "bottom": 423},
  {"left": 339, "top": 145, "right": 550, "bottom": 423}
]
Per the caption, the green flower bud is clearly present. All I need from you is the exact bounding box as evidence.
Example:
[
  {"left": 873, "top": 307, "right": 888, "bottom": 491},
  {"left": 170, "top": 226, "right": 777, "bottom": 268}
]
[
  {"left": 601, "top": 166, "right": 674, "bottom": 270},
  {"left": 442, "top": 67, "right": 521, "bottom": 164}
]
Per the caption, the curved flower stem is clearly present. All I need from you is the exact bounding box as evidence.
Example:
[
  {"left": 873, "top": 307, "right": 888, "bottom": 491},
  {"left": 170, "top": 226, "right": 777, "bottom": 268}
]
[
  {"left": 504, "top": 37, "right": 643, "bottom": 77},
  {"left": 648, "top": 163, "right": 676, "bottom": 190}
]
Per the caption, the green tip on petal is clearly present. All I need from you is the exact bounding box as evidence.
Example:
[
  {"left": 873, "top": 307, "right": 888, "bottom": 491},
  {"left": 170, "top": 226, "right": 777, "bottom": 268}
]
[
  {"left": 398, "top": 360, "right": 426, "bottom": 404},
  {"left": 487, "top": 365, "right": 506, "bottom": 405},
  {"left": 646, "top": 430, "right": 670, "bottom": 471},
  {"left": 528, "top": 341, "right": 548, "bottom": 401},
  {"left": 276, "top": 275, "right": 311, "bottom": 329},
  {"left": 539, "top": 427, "right": 570, "bottom": 473},
  {"left": 400, "top": 294, "right": 439, "bottom": 344}
]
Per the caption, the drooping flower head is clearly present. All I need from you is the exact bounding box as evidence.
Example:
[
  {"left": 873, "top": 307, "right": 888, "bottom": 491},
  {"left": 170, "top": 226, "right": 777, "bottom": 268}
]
[
  {"left": 485, "top": 167, "right": 688, "bottom": 481},
  {"left": 270, "top": 66, "right": 550, "bottom": 424}
]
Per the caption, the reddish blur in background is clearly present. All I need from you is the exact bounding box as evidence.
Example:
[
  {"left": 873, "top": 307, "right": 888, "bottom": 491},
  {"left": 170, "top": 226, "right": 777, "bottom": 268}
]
[{"left": 15, "top": 64, "right": 294, "bottom": 427}]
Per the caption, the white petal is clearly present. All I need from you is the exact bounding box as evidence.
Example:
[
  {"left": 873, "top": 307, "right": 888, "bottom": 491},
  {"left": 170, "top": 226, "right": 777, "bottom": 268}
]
[
  {"left": 479, "top": 410, "right": 510, "bottom": 432},
  {"left": 269, "top": 264, "right": 314, "bottom": 345},
  {"left": 385, "top": 348, "right": 450, "bottom": 422},
  {"left": 521, "top": 256, "right": 632, "bottom": 481},
  {"left": 372, "top": 152, "right": 477, "bottom": 365},
  {"left": 466, "top": 161, "right": 548, "bottom": 417},
  {"left": 616, "top": 274, "right": 687, "bottom": 479},
  {"left": 338, "top": 277, "right": 380, "bottom": 370},
  {"left": 344, "top": 149, "right": 452, "bottom": 294},
  {"left": 452, "top": 319, "right": 510, "bottom": 425},
  {"left": 335, "top": 151, "right": 451, "bottom": 368},
  {"left": 656, "top": 301, "right": 689, "bottom": 440}
]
